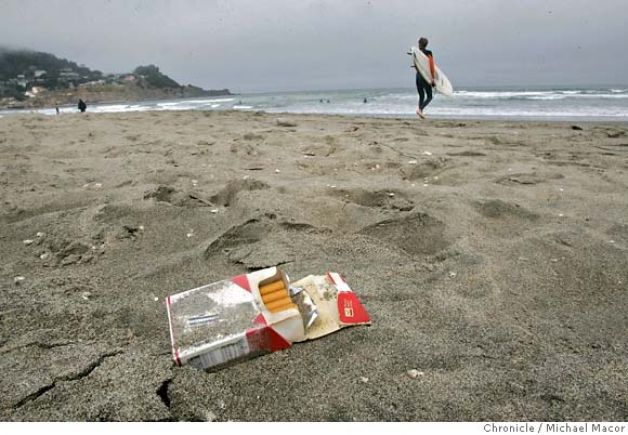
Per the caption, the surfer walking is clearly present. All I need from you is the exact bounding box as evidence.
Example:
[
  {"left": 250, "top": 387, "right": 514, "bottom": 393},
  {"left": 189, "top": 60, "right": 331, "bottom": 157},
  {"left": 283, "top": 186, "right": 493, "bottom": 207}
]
[{"left": 413, "top": 37, "right": 436, "bottom": 119}]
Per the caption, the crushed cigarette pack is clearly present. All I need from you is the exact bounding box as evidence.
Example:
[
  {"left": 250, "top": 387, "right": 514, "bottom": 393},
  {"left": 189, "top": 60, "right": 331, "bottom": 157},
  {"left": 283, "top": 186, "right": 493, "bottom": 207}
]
[{"left": 166, "top": 267, "right": 370, "bottom": 370}]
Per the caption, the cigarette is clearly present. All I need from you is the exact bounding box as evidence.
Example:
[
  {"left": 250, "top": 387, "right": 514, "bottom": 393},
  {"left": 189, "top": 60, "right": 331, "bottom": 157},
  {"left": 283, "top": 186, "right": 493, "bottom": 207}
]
[
  {"left": 259, "top": 280, "right": 285, "bottom": 295},
  {"left": 265, "top": 297, "right": 296, "bottom": 312},
  {"left": 261, "top": 289, "right": 290, "bottom": 303}
]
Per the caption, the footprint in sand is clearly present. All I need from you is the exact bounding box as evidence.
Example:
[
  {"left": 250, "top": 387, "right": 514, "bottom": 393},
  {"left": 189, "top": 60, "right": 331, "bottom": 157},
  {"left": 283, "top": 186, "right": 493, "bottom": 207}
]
[
  {"left": 209, "top": 179, "right": 269, "bottom": 207},
  {"left": 358, "top": 212, "right": 450, "bottom": 256},
  {"left": 327, "top": 187, "right": 414, "bottom": 212},
  {"left": 203, "top": 214, "right": 329, "bottom": 270},
  {"left": 495, "top": 172, "right": 564, "bottom": 186},
  {"left": 474, "top": 199, "right": 539, "bottom": 221},
  {"left": 143, "top": 185, "right": 214, "bottom": 208}
]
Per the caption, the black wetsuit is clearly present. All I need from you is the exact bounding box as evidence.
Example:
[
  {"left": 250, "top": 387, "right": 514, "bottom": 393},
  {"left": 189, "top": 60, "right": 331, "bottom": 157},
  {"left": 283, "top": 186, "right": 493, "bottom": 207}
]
[{"left": 416, "top": 48, "right": 434, "bottom": 111}]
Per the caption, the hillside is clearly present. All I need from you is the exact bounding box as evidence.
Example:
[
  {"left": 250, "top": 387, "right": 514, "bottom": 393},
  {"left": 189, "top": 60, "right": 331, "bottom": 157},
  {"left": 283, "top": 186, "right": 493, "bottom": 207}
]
[{"left": 0, "top": 48, "right": 232, "bottom": 108}]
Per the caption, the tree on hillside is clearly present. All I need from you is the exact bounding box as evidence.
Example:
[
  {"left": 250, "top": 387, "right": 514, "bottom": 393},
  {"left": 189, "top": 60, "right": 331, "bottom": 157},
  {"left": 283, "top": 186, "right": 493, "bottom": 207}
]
[
  {"left": 0, "top": 50, "right": 102, "bottom": 81},
  {"left": 133, "top": 65, "right": 180, "bottom": 89}
]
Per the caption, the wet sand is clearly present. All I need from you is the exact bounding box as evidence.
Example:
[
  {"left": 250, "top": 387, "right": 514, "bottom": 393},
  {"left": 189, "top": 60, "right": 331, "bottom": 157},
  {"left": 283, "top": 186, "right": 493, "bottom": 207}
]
[{"left": 1, "top": 110, "right": 627, "bottom": 421}]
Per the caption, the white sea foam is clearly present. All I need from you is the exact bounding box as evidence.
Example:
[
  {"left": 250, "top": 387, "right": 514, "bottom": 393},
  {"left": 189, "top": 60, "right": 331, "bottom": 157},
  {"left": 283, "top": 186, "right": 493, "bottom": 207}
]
[
  {"left": 2, "top": 87, "right": 627, "bottom": 120},
  {"left": 453, "top": 90, "right": 628, "bottom": 100},
  {"left": 454, "top": 90, "right": 554, "bottom": 99},
  {"left": 90, "top": 104, "right": 134, "bottom": 113}
]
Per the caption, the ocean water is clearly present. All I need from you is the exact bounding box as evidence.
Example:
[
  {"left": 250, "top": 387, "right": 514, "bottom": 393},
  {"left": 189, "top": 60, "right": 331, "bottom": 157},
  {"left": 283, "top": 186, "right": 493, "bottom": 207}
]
[{"left": 2, "top": 86, "right": 628, "bottom": 121}]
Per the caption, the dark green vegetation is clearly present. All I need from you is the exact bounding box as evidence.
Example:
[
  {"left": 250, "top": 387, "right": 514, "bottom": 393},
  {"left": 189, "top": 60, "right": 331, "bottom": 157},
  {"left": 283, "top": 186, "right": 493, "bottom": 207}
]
[{"left": 0, "top": 48, "right": 231, "bottom": 103}]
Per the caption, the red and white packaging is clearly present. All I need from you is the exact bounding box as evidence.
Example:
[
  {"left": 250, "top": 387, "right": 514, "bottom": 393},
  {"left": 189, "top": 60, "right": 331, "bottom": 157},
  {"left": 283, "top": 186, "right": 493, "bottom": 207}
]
[{"left": 166, "top": 267, "right": 370, "bottom": 370}]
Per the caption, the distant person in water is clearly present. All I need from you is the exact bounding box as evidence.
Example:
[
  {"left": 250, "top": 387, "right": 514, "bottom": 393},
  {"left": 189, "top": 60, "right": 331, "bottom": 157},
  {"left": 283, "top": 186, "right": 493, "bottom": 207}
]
[
  {"left": 78, "top": 99, "right": 87, "bottom": 113},
  {"left": 413, "top": 37, "right": 436, "bottom": 119},
  {"left": 363, "top": 98, "right": 368, "bottom": 103},
  {"left": 55, "top": 105, "right": 60, "bottom": 115}
]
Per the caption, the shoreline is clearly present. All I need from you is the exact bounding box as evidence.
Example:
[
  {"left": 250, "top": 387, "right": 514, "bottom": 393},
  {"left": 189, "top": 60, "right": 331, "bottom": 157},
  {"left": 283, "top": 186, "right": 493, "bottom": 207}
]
[
  {"left": 2, "top": 106, "right": 628, "bottom": 124},
  {"left": 3, "top": 86, "right": 628, "bottom": 123}
]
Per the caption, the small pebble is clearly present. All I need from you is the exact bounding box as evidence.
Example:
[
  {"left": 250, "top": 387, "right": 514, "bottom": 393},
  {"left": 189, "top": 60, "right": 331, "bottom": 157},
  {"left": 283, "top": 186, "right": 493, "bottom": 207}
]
[
  {"left": 204, "top": 410, "right": 217, "bottom": 422},
  {"left": 406, "top": 369, "right": 424, "bottom": 379},
  {"left": 81, "top": 291, "right": 91, "bottom": 300},
  {"left": 360, "top": 376, "right": 369, "bottom": 383},
  {"left": 40, "top": 253, "right": 50, "bottom": 260},
  {"left": 448, "top": 271, "right": 457, "bottom": 278},
  {"left": 387, "top": 192, "right": 395, "bottom": 197},
  {"left": 276, "top": 118, "right": 297, "bottom": 128},
  {"left": 191, "top": 179, "right": 198, "bottom": 185},
  {"left": 551, "top": 258, "right": 559, "bottom": 263},
  {"left": 275, "top": 169, "right": 281, "bottom": 173},
  {"left": 154, "top": 297, "right": 159, "bottom": 302},
  {"left": 23, "top": 239, "right": 34, "bottom": 245},
  {"left": 94, "top": 183, "right": 102, "bottom": 188},
  {"left": 139, "top": 225, "right": 144, "bottom": 231},
  {"left": 408, "top": 160, "right": 417, "bottom": 164},
  {"left": 558, "top": 213, "right": 564, "bottom": 217},
  {"left": 210, "top": 209, "right": 219, "bottom": 214},
  {"left": 36, "top": 232, "right": 45, "bottom": 238},
  {"left": 423, "top": 151, "right": 432, "bottom": 156},
  {"left": 14, "top": 276, "right": 26, "bottom": 285},
  {"left": 609, "top": 240, "right": 615, "bottom": 244},
  {"left": 423, "top": 184, "right": 429, "bottom": 187}
]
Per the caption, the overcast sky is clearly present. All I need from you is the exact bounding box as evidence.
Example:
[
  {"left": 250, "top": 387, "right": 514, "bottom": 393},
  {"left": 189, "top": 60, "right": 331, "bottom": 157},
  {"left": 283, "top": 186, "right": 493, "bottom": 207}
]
[{"left": 1, "top": 0, "right": 627, "bottom": 92}]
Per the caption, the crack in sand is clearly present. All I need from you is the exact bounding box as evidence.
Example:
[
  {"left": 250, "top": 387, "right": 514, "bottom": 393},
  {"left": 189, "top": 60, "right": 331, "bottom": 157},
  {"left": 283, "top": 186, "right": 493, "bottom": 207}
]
[
  {"left": 12, "top": 350, "right": 123, "bottom": 410},
  {"left": 156, "top": 378, "right": 172, "bottom": 409},
  {"left": 377, "top": 142, "right": 417, "bottom": 160},
  {"left": 0, "top": 340, "right": 91, "bottom": 356},
  {"left": 235, "top": 258, "right": 295, "bottom": 272}
]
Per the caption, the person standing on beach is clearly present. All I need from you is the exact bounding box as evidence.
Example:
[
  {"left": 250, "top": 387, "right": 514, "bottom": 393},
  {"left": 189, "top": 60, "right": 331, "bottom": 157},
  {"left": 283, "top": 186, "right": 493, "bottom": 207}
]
[
  {"left": 78, "top": 99, "right": 87, "bottom": 113},
  {"left": 413, "top": 37, "right": 436, "bottom": 119}
]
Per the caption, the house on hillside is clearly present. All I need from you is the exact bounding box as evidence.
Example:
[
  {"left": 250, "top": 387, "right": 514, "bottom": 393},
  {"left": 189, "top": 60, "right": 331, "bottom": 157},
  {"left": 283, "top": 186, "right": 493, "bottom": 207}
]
[
  {"left": 16, "top": 75, "right": 27, "bottom": 89},
  {"left": 59, "top": 68, "right": 80, "bottom": 80}
]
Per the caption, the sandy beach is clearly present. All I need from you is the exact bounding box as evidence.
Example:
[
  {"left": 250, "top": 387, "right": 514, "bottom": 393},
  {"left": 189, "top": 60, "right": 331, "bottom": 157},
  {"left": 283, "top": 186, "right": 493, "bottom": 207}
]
[{"left": 1, "top": 110, "right": 627, "bottom": 421}]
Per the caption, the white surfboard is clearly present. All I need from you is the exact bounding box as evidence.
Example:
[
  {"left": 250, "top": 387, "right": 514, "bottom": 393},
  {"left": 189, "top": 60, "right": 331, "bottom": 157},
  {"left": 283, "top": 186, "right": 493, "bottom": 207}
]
[{"left": 410, "top": 47, "right": 453, "bottom": 97}]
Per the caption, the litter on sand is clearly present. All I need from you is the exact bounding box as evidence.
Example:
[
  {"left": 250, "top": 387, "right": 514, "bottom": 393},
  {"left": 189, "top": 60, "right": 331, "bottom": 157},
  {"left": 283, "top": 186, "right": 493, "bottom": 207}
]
[{"left": 166, "top": 267, "right": 370, "bottom": 370}]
